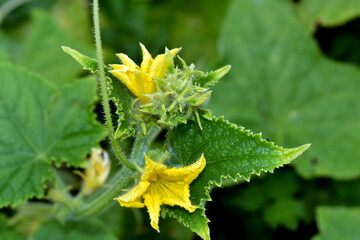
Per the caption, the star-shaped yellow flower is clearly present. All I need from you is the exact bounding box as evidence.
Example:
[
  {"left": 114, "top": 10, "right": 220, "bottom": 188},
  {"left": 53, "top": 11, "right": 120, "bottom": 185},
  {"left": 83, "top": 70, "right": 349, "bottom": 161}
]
[
  {"left": 110, "top": 43, "right": 180, "bottom": 103},
  {"left": 114, "top": 154, "right": 206, "bottom": 231}
]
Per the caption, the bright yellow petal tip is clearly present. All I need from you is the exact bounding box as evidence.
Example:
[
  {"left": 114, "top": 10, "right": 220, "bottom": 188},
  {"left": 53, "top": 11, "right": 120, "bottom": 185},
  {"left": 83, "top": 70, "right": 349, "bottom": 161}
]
[
  {"left": 114, "top": 154, "right": 206, "bottom": 231},
  {"left": 139, "top": 43, "right": 153, "bottom": 73},
  {"left": 110, "top": 44, "right": 180, "bottom": 103}
]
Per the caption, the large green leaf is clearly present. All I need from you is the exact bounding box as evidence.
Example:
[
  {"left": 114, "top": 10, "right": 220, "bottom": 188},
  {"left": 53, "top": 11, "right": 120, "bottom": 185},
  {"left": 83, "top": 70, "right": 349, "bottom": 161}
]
[
  {"left": 168, "top": 117, "right": 309, "bottom": 205},
  {"left": 313, "top": 206, "right": 360, "bottom": 240},
  {"left": 33, "top": 218, "right": 117, "bottom": 240},
  {"left": 165, "top": 117, "right": 309, "bottom": 239},
  {"left": 213, "top": 0, "right": 360, "bottom": 179},
  {"left": 18, "top": 10, "right": 93, "bottom": 86},
  {"left": 297, "top": 0, "right": 360, "bottom": 33},
  {"left": 0, "top": 63, "right": 105, "bottom": 207}
]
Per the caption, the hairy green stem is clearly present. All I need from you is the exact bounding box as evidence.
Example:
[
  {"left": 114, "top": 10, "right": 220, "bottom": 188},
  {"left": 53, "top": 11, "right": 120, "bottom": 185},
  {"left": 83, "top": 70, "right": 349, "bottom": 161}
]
[
  {"left": 92, "top": 0, "right": 135, "bottom": 170},
  {"left": 130, "top": 127, "right": 162, "bottom": 166},
  {"left": 76, "top": 1, "right": 164, "bottom": 218}
]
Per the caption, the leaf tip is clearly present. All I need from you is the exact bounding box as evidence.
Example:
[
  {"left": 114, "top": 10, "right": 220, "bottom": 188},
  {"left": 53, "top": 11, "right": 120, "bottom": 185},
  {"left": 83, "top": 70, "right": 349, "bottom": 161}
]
[
  {"left": 61, "top": 45, "right": 71, "bottom": 53},
  {"left": 284, "top": 143, "right": 311, "bottom": 163}
]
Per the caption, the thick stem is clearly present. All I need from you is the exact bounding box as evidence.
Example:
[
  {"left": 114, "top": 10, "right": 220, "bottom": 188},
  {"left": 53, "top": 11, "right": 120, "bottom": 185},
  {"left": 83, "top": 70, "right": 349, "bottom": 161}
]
[
  {"left": 92, "top": 0, "right": 135, "bottom": 171},
  {"left": 130, "top": 127, "right": 162, "bottom": 166}
]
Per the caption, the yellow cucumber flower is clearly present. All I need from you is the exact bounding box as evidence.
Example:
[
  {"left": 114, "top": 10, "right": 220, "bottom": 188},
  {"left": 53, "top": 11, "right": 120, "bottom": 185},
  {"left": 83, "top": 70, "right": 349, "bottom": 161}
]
[
  {"left": 77, "top": 148, "right": 111, "bottom": 195},
  {"left": 110, "top": 43, "right": 180, "bottom": 103},
  {"left": 114, "top": 154, "right": 206, "bottom": 231}
]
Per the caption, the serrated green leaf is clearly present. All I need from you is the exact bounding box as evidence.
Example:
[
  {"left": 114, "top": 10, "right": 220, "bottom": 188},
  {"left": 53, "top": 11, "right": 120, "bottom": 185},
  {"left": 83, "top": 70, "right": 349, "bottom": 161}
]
[
  {"left": 17, "top": 10, "right": 93, "bottom": 86},
  {"left": 162, "top": 207, "right": 210, "bottom": 240},
  {"left": 298, "top": 0, "right": 360, "bottom": 33},
  {"left": 165, "top": 117, "right": 308, "bottom": 239},
  {"left": 109, "top": 78, "right": 135, "bottom": 140},
  {"left": 0, "top": 63, "right": 105, "bottom": 207},
  {"left": 313, "top": 206, "right": 360, "bottom": 240},
  {"left": 214, "top": 0, "right": 360, "bottom": 179},
  {"left": 33, "top": 218, "right": 117, "bottom": 240},
  {"left": 0, "top": 214, "right": 25, "bottom": 240},
  {"left": 168, "top": 117, "right": 309, "bottom": 206}
]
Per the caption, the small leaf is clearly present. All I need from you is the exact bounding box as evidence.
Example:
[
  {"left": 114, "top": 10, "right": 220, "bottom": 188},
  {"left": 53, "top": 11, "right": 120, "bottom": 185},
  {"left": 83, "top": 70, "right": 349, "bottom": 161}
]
[
  {"left": 196, "top": 65, "right": 231, "bottom": 87},
  {"left": 62, "top": 46, "right": 99, "bottom": 74},
  {"left": 0, "top": 63, "right": 105, "bottom": 207},
  {"left": 33, "top": 218, "right": 117, "bottom": 240},
  {"left": 313, "top": 206, "right": 360, "bottom": 240}
]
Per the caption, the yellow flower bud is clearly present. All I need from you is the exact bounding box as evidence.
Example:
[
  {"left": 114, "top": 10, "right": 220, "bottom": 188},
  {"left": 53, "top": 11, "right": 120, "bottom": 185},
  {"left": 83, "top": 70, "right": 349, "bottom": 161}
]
[
  {"left": 110, "top": 43, "right": 180, "bottom": 103},
  {"left": 81, "top": 148, "right": 111, "bottom": 195}
]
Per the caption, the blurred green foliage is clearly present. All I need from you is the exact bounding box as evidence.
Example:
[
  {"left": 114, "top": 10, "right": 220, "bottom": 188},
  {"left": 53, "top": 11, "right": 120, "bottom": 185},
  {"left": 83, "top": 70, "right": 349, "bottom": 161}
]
[{"left": 0, "top": 0, "right": 359, "bottom": 239}]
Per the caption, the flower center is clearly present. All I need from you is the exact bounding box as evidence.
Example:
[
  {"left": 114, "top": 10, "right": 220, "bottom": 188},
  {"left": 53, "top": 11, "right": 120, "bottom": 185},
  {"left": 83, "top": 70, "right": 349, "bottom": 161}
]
[{"left": 148, "top": 173, "right": 158, "bottom": 182}]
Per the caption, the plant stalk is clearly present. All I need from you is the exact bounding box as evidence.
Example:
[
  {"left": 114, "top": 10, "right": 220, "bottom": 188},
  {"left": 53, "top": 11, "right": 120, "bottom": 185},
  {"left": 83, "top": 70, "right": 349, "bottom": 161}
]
[{"left": 92, "top": 0, "right": 135, "bottom": 171}]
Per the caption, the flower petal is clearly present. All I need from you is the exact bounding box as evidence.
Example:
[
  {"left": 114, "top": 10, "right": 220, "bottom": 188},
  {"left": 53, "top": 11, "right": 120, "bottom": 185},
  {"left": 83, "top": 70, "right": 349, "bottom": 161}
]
[
  {"left": 153, "top": 179, "right": 197, "bottom": 213},
  {"left": 110, "top": 64, "right": 128, "bottom": 71},
  {"left": 148, "top": 47, "right": 181, "bottom": 78},
  {"left": 148, "top": 54, "right": 168, "bottom": 78},
  {"left": 133, "top": 70, "right": 155, "bottom": 102},
  {"left": 143, "top": 193, "right": 162, "bottom": 231},
  {"left": 110, "top": 68, "right": 155, "bottom": 103},
  {"left": 161, "top": 154, "right": 206, "bottom": 183},
  {"left": 169, "top": 48, "right": 181, "bottom": 57},
  {"left": 110, "top": 69, "right": 137, "bottom": 92},
  {"left": 140, "top": 43, "right": 153, "bottom": 73},
  {"left": 116, "top": 53, "right": 139, "bottom": 69},
  {"left": 142, "top": 154, "right": 167, "bottom": 181},
  {"left": 115, "top": 181, "right": 150, "bottom": 208}
]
